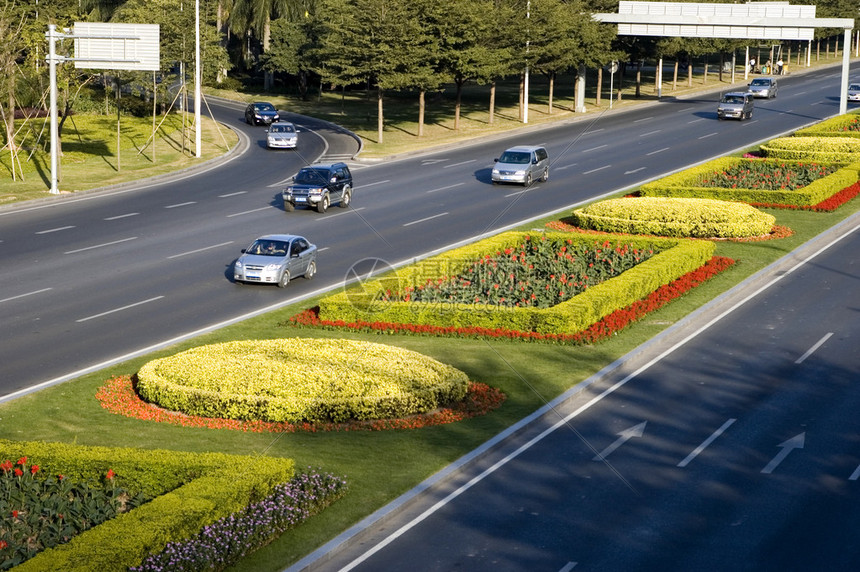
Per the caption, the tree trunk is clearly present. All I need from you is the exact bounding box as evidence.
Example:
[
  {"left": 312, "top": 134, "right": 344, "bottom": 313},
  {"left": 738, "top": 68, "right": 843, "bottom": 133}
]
[
  {"left": 596, "top": 67, "right": 602, "bottom": 105},
  {"left": 263, "top": 16, "right": 273, "bottom": 91},
  {"left": 418, "top": 90, "right": 425, "bottom": 137},
  {"left": 547, "top": 72, "right": 554, "bottom": 114},
  {"left": 703, "top": 60, "right": 708, "bottom": 84},
  {"left": 518, "top": 72, "right": 524, "bottom": 121},
  {"left": 635, "top": 61, "right": 641, "bottom": 98},
  {"left": 455, "top": 81, "right": 463, "bottom": 131},
  {"left": 488, "top": 82, "right": 496, "bottom": 125},
  {"left": 377, "top": 88, "right": 383, "bottom": 144},
  {"left": 687, "top": 55, "right": 693, "bottom": 87},
  {"left": 673, "top": 60, "right": 678, "bottom": 91}
]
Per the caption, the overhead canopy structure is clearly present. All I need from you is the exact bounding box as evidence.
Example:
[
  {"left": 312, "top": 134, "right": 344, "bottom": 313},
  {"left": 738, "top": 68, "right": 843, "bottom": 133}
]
[{"left": 595, "top": 2, "right": 855, "bottom": 113}]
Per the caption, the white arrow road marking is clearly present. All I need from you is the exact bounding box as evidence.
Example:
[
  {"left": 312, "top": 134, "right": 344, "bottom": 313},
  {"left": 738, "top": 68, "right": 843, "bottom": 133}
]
[
  {"left": 593, "top": 421, "right": 647, "bottom": 461},
  {"left": 761, "top": 433, "right": 805, "bottom": 474}
]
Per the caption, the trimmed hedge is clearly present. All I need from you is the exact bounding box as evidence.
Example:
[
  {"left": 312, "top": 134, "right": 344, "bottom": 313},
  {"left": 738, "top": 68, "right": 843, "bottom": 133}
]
[
  {"left": 638, "top": 156, "right": 859, "bottom": 207},
  {"left": 1, "top": 440, "right": 294, "bottom": 572},
  {"left": 760, "top": 136, "right": 860, "bottom": 161},
  {"left": 570, "top": 197, "right": 775, "bottom": 238},
  {"left": 319, "top": 231, "right": 715, "bottom": 336},
  {"left": 793, "top": 112, "right": 860, "bottom": 138},
  {"left": 136, "top": 339, "right": 471, "bottom": 423}
]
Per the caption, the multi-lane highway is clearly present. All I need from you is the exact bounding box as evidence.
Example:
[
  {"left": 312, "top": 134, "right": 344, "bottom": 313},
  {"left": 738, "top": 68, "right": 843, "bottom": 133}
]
[{"left": 0, "top": 62, "right": 856, "bottom": 402}]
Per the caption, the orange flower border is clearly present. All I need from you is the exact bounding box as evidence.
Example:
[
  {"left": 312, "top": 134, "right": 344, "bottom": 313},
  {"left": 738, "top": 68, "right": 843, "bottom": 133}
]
[{"left": 96, "top": 376, "right": 506, "bottom": 432}]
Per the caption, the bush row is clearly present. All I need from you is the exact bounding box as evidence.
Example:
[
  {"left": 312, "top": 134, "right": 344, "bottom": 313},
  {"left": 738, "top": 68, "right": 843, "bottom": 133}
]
[
  {"left": 792, "top": 112, "right": 860, "bottom": 138},
  {"left": 638, "top": 156, "right": 860, "bottom": 206},
  {"left": 136, "top": 339, "right": 470, "bottom": 423},
  {"left": 319, "top": 232, "right": 714, "bottom": 335},
  {"left": 761, "top": 136, "right": 860, "bottom": 161},
  {"left": 570, "top": 197, "right": 775, "bottom": 238},
  {"left": 0, "top": 440, "right": 294, "bottom": 572}
]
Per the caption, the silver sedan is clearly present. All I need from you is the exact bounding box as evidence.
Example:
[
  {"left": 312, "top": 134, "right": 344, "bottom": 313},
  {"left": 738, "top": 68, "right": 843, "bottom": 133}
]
[{"left": 233, "top": 234, "right": 317, "bottom": 287}]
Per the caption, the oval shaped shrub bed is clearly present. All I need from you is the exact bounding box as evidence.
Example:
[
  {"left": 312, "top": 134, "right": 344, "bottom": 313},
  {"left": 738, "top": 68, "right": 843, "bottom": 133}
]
[
  {"left": 570, "top": 197, "right": 775, "bottom": 238},
  {"left": 136, "top": 339, "right": 471, "bottom": 423}
]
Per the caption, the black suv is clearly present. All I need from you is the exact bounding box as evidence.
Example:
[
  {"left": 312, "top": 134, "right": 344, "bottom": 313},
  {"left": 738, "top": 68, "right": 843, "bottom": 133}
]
[{"left": 282, "top": 162, "right": 353, "bottom": 213}]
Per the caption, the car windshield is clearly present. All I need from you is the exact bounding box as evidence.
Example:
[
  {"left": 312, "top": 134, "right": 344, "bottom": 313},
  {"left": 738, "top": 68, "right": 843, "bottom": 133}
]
[
  {"left": 254, "top": 103, "right": 275, "bottom": 112},
  {"left": 850, "top": 84, "right": 860, "bottom": 91},
  {"left": 294, "top": 168, "right": 330, "bottom": 185},
  {"left": 498, "top": 151, "right": 531, "bottom": 164},
  {"left": 270, "top": 124, "right": 294, "bottom": 133},
  {"left": 246, "top": 240, "right": 288, "bottom": 256},
  {"left": 750, "top": 79, "right": 770, "bottom": 86},
  {"left": 722, "top": 95, "right": 744, "bottom": 104}
]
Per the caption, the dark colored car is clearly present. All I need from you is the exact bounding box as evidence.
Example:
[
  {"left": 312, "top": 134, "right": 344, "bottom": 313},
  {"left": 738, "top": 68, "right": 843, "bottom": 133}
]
[
  {"left": 244, "top": 102, "right": 280, "bottom": 125},
  {"left": 282, "top": 162, "right": 353, "bottom": 213},
  {"left": 233, "top": 234, "right": 317, "bottom": 287}
]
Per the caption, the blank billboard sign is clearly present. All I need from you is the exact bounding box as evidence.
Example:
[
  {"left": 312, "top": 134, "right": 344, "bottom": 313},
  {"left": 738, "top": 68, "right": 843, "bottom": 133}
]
[{"left": 73, "top": 22, "right": 160, "bottom": 71}]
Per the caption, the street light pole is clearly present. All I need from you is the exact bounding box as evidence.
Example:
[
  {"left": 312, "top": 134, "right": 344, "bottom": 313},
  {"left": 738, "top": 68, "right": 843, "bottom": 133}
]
[
  {"left": 47, "top": 24, "right": 60, "bottom": 194},
  {"left": 195, "top": 0, "right": 201, "bottom": 158},
  {"left": 523, "top": 0, "right": 530, "bottom": 124}
]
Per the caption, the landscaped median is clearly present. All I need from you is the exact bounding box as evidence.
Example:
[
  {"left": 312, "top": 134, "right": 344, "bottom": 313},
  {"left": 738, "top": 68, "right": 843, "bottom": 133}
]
[
  {"left": 0, "top": 440, "right": 330, "bottom": 572},
  {"left": 318, "top": 231, "right": 715, "bottom": 337},
  {"left": 638, "top": 156, "right": 860, "bottom": 207}
]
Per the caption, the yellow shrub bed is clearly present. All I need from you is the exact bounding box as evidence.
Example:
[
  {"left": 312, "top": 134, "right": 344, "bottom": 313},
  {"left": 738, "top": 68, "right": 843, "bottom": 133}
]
[
  {"left": 136, "top": 339, "right": 471, "bottom": 423},
  {"left": 570, "top": 197, "right": 775, "bottom": 238}
]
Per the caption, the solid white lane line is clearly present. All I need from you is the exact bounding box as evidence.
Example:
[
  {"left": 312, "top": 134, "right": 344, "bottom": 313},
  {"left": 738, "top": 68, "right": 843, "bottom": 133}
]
[
  {"left": 0, "top": 288, "right": 52, "bottom": 305},
  {"left": 36, "top": 225, "right": 75, "bottom": 234},
  {"left": 677, "top": 418, "right": 736, "bottom": 467},
  {"left": 76, "top": 296, "right": 165, "bottom": 323},
  {"left": 795, "top": 332, "right": 833, "bottom": 364},
  {"left": 164, "top": 201, "right": 196, "bottom": 209},
  {"left": 403, "top": 212, "right": 448, "bottom": 227},
  {"left": 167, "top": 241, "right": 234, "bottom": 259},
  {"left": 104, "top": 213, "right": 139, "bottom": 221},
  {"left": 226, "top": 206, "right": 275, "bottom": 217},
  {"left": 64, "top": 236, "right": 137, "bottom": 254},
  {"left": 427, "top": 183, "right": 465, "bottom": 193}
]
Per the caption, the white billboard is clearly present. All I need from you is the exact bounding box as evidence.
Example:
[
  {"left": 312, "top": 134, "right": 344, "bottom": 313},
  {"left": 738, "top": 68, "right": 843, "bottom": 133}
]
[{"left": 73, "top": 22, "right": 160, "bottom": 71}]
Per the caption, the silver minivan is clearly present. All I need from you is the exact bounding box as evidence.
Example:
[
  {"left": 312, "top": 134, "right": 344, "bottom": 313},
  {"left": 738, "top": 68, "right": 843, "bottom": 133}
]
[
  {"left": 717, "top": 92, "right": 754, "bottom": 121},
  {"left": 492, "top": 145, "right": 549, "bottom": 186}
]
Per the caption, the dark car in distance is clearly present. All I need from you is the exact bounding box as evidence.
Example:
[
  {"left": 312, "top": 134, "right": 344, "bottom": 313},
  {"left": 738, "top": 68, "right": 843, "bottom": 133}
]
[
  {"left": 282, "top": 162, "right": 353, "bottom": 213},
  {"left": 245, "top": 102, "right": 280, "bottom": 125}
]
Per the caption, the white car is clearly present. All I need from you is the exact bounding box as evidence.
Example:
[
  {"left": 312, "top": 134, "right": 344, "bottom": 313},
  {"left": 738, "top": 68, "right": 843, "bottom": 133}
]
[
  {"left": 848, "top": 83, "right": 860, "bottom": 102},
  {"left": 233, "top": 234, "right": 317, "bottom": 287},
  {"left": 266, "top": 122, "right": 298, "bottom": 149}
]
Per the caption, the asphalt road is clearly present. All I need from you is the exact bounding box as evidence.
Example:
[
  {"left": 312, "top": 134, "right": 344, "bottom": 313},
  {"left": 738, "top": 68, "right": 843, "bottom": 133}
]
[
  {"left": 0, "top": 62, "right": 856, "bottom": 404},
  {"left": 297, "top": 210, "right": 860, "bottom": 572}
]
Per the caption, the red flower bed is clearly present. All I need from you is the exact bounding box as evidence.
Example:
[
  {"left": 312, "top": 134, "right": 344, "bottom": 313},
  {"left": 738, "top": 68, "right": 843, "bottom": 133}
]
[
  {"left": 96, "top": 377, "right": 505, "bottom": 432},
  {"left": 289, "top": 257, "right": 736, "bottom": 345},
  {"left": 750, "top": 180, "right": 860, "bottom": 212}
]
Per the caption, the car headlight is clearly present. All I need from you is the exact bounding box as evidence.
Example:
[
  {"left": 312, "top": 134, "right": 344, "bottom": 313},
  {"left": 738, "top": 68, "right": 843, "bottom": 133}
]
[
  {"left": 492, "top": 168, "right": 499, "bottom": 175},
  {"left": 265, "top": 263, "right": 281, "bottom": 271},
  {"left": 514, "top": 170, "right": 526, "bottom": 175},
  {"left": 234, "top": 260, "right": 243, "bottom": 269},
  {"left": 309, "top": 187, "right": 323, "bottom": 195},
  {"left": 283, "top": 188, "right": 293, "bottom": 196}
]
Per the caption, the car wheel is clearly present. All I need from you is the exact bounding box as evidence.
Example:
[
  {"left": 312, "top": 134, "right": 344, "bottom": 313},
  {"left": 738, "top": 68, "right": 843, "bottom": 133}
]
[
  {"left": 278, "top": 269, "right": 291, "bottom": 288},
  {"left": 305, "top": 261, "right": 317, "bottom": 280},
  {"left": 540, "top": 168, "right": 549, "bottom": 182},
  {"left": 339, "top": 185, "right": 352, "bottom": 208},
  {"left": 317, "top": 194, "right": 330, "bottom": 213},
  {"left": 524, "top": 173, "right": 532, "bottom": 187}
]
